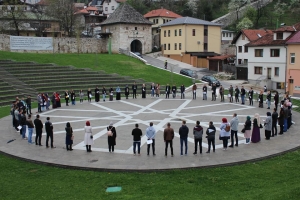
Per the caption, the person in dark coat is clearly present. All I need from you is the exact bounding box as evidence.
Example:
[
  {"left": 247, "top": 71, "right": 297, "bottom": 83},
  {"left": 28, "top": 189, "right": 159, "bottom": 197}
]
[
  {"left": 180, "top": 84, "right": 185, "bottom": 99},
  {"left": 258, "top": 90, "right": 264, "bottom": 108},
  {"left": 125, "top": 85, "right": 130, "bottom": 99},
  {"left": 248, "top": 87, "right": 254, "bottom": 106},
  {"left": 278, "top": 108, "right": 284, "bottom": 135},
  {"left": 266, "top": 91, "right": 271, "bottom": 109},
  {"left": 274, "top": 91, "right": 279, "bottom": 111},
  {"left": 45, "top": 117, "right": 55, "bottom": 148},
  {"left": 228, "top": 85, "right": 233, "bottom": 102},
  {"left": 95, "top": 87, "right": 100, "bottom": 102},
  {"left": 172, "top": 84, "right": 177, "bottom": 98},
  {"left": 212, "top": 83, "right": 216, "bottom": 101},
  {"left": 165, "top": 84, "right": 171, "bottom": 99},
  {"left": 164, "top": 123, "right": 174, "bottom": 156},
  {"left": 240, "top": 86, "right": 246, "bottom": 104},
  {"left": 34, "top": 114, "right": 43, "bottom": 146},
  {"left": 102, "top": 87, "right": 106, "bottom": 101},
  {"left": 87, "top": 88, "right": 92, "bottom": 102},
  {"left": 65, "top": 90, "right": 69, "bottom": 106},
  {"left": 116, "top": 86, "right": 121, "bottom": 100},
  {"left": 203, "top": 84, "right": 208, "bottom": 100},
  {"left": 65, "top": 122, "right": 73, "bottom": 151},
  {"left": 132, "top": 124, "right": 143, "bottom": 155},
  {"left": 51, "top": 92, "right": 57, "bottom": 109},
  {"left": 132, "top": 82, "right": 137, "bottom": 99},
  {"left": 107, "top": 122, "right": 117, "bottom": 153},
  {"left": 251, "top": 113, "right": 261, "bottom": 143},
  {"left": 179, "top": 120, "right": 189, "bottom": 155},
  {"left": 271, "top": 108, "right": 278, "bottom": 137},
  {"left": 142, "top": 84, "right": 146, "bottom": 98},
  {"left": 70, "top": 90, "right": 76, "bottom": 105},
  {"left": 206, "top": 121, "right": 216, "bottom": 153},
  {"left": 234, "top": 86, "right": 240, "bottom": 103},
  {"left": 109, "top": 87, "right": 114, "bottom": 101}
]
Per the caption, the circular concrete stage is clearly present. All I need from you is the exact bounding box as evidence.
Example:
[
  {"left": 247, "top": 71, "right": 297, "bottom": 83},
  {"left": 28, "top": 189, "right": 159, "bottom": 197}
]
[{"left": 1, "top": 95, "right": 299, "bottom": 171}]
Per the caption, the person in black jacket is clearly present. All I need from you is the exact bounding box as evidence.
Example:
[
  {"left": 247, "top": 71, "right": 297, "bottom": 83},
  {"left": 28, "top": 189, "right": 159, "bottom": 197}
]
[
  {"left": 211, "top": 83, "right": 216, "bottom": 101},
  {"left": 45, "top": 117, "right": 55, "bottom": 148},
  {"left": 180, "top": 84, "right": 185, "bottom": 99},
  {"left": 34, "top": 115, "right": 43, "bottom": 146},
  {"left": 95, "top": 87, "right": 100, "bottom": 102},
  {"left": 206, "top": 121, "right": 216, "bottom": 153},
  {"left": 274, "top": 91, "right": 279, "bottom": 111},
  {"left": 278, "top": 108, "right": 284, "bottom": 135},
  {"left": 26, "top": 95, "right": 32, "bottom": 115},
  {"left": 172, "top": 84, "right": 177, "bottom": 98},
  {"left": 125, "top": 85, "right": 130, "bottom": 99},
  {"left": 107, "top": 122, "right": 117, "bottom": 153},
  {"left": 271, "top": 108, "right": 278, "bottom": 137},
  {"left": 235, "top": 86, "right": 240, "bottom": 103},
  {"left": 65, "top": 90, "right": 69, "bottom": 106},
  {"left": 193, "top": 121, "right": 203, "bottom": 155},
  {"left": 248, "top": 87, "right": 254, "bottom": 106},
  {"left": 203, "top": 84, "right": 207, "bottom": 100},
  {"left": 65, "top": 122, "right": 73, "bottom": 151},
  {"left": 179, "top": 120, "right": 189, "bottom": 156},
  {"left": 241, "top": 86, "right": 246, "bottom": 104},
  {"left": 132, "top": 82, "right": 137, "bottom": 99},
  {"left": 165, "top": 84, "right": 171, "bottom": 99},
  {"left": 132, "top": 124, "right": 143, "bottom": 155}
]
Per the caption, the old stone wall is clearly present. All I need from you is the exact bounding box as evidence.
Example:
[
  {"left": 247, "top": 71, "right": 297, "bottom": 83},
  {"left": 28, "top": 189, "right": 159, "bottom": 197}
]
[
  {"left": 0, "top": 34, "right": 108, "bottom": 53},
  {"left": 212, "top": 0, "right": 273, "bottom": 28}
]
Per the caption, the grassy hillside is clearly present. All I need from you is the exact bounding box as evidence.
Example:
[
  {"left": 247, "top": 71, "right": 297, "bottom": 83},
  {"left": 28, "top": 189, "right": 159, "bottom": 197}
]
[{"left": 0, "top": 51, "right": 194, "bottom": 87}]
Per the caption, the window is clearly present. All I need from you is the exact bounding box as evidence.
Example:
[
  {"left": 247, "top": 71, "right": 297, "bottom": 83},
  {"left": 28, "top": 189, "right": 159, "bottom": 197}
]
[
  {"left": 105, "top": 7, "right": 108, "bottom": 11},
  {"left": 164, "top": 30, "right": 166, "bottom": 37},
  {"left": 174, "top": 29, "right": 177, "bottom": 36},
  {"left": 244, "top": 59, "right": 248, "bottom": 64},
  {"left": 229, "top": 33, "right": 232, "bottom": 37},
  {"left": 192, "top": 29, "right": 195, "bottom": 36},
  {"left": 254, "top": 67, "right": 263, "bottom": 74},
  {"left": 163, "top": 19, "right": 166, "bottom": 23},
  {"left": 164, "top": 44, "right": 166, "bottom": 50},
  {"left": 244, "top": 46, "right": 248, "bottom": 53},
  {"left": 290, "top": 53, "right": 295, "bottom": 64},
  {"left": 255, "top": 49, "right": 263, "bottom": 57},
  {"left": 156, "top": 19, "right": 158, "bottom": 24},
  {"left": 174, "top": 43, "right": 177, "bottom": 50},
  {"left": 153, "top": 19, "right": 155, "bottom": 23},
  {"left": 204, "top": 43, "right": 208, "bottom": 51},
  {"left": 238, "top": 46, "right": 242, "bottom": 53},
  {"left": 135, "top": 27, "right": 137, "bottom": 30},
  {"left": 238, "top": 59, "right": 242, "bottom": 64},
  {"left": 179, "top": 43, "right": 182, "bottom": 50},
  {"left": 270, "top": 49, "right": 280, "bottom": 57},
  {"left": 274, "top": 67, "right": 279, "bottom": 76},
  {"left": 204, "top": 29, "right": 208, "bottom": 36},
  {"left": 276, "top": 82, "right": 283, "bottom": 89},
  {"left": 168, "top": 30, "right": 170, "bottom": 37},
  {"left": 223, "top": 32, "right": 225, "bottom": 37},
  {"left": 168, "top": 43, "right": 170, "bottom": 50},
  {"left": 112, "top": 6, "right": 114, "bottom": 10},
  {"left": 179, "top": 29, "right": 182, "bottom": 36},
  {"left": 276, "top": 32, "right": 283, "bottom": 40},
  {"left": 226, "top": 33, "right": 228, "bottom": 37}
]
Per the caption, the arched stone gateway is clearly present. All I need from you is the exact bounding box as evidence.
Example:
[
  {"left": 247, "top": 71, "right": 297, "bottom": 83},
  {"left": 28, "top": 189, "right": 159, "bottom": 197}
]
[{"left": 130, "top": 39, "right": 142, "bottom": 53}]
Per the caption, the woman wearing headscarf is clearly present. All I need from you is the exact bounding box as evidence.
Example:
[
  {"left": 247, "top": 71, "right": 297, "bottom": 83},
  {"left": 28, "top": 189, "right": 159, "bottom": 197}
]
[
  {"left": 219, "top": 118, "right": 230, "bottom": 150},
  {"left": 264, "top": 112, "right": 272, "bottom": 140},
  {"left": 251, "top": 113, "right": 261, "bottom": 143},
  {"left": 244, "top": 116, "right": 252, "bottom": 144},
  {"left": 84, "top": 121, "right": 93, "bottom": 152},
  {"left": 107, "top": 122, "right": 117, "bottom": 153},
  {"left": 116, "top": 86, "right": 121, "bottom": 100},
  {"left": 65, "top": 122, "right": 73, "bottom": 151}
]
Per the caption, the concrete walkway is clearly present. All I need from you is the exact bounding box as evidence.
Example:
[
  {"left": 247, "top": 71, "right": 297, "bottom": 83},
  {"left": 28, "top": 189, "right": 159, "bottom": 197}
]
[{"left": 1, "top": 91, "right": 299, "bottom": 171}]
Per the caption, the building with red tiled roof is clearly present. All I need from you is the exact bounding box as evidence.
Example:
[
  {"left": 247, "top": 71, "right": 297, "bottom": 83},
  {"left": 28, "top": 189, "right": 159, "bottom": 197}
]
[
  {"left": 286, "top": 30, "right": 300, "bottom": 96},
  {"left": 144, "top": 8, "right": 182, "bottom": 49}
]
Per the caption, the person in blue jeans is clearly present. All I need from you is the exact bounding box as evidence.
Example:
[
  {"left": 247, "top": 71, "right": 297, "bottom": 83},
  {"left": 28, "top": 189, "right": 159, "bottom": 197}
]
[
  {"left": 132, "top": 124, "right": 143, "bottom": 155},
  {"left": 146, "top": 122, "right": 156, "bottom": 156},
  {"left": 26, "top": 114, "right": 34, "bottom": 144},
  {"left": 179, "top": 120, "right": 189, "bottom": 155},
  {"left": 19, "top": 110, "right": 27, "bottom": 140}
]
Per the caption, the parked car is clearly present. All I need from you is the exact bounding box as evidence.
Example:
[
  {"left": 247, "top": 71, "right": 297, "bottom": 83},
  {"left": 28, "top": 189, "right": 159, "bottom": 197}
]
[
  {"left": 179, "top": 69, "right": 198, "bottom": 79},
  {"left": 201, "top": 75, "right": 220, "bottom": 86},
  {"left": 133, "top": 52, "right": 143, "bottom": 58}
]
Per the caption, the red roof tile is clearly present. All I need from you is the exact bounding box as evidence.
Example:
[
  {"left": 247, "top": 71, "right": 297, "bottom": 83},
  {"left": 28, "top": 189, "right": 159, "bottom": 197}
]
[
  {"left": 246, "top": 32, "right": 296, "bottom": 47},
  {"left": 75, "top": 8, "right": 89, "bottom": 15},
  {"left": 286, "top": 31, "right": 300, "bottom": 44},
  {"left": 86, "top": 6, "right": 98, "bottom": 11},
  {"left": 144, "top": 8, "right": 182, "bottom": 18},
  {"left": 242, "top": 29, "right": 272, "bottom": 41}
]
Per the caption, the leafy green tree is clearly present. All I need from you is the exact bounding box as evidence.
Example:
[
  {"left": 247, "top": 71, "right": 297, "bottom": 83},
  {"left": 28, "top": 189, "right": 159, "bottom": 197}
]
[
  {"left": 236, "top": 17, "right": 253, "bottom": 31},
  {"left": 228, "top": 0, "right": 247, "bottom": 20}
]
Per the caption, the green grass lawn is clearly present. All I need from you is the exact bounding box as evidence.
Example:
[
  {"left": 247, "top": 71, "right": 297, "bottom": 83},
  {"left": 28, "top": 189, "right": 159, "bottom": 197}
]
[{"left": 0, "top": 51, "right": 195, "bottom": 86}]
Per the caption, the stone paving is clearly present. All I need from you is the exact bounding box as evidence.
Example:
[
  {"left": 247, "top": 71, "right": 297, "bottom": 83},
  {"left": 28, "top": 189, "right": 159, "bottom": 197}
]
[{"left": 0, "top": 92, "right": 299, "bottom": 171}]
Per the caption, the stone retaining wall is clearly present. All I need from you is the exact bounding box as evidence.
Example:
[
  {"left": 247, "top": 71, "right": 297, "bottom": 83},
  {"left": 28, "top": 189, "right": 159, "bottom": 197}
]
[{"left": 0, "top": 34, "right": 108, "bottom": 53}]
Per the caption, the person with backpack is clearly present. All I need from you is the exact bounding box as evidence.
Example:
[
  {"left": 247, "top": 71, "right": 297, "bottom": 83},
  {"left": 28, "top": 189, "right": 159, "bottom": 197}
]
[
  {"left": 107, "top": 122, "right": 117, "bottom": 153},
  {"left": 219, "top": 118, "right": 230, "bottom": 150},
  {"left": 206, "top": 121, "right": 216, "bottom": 153},
  {"left": 193, "top": 121, "right": 203, "bottom": 155}
]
